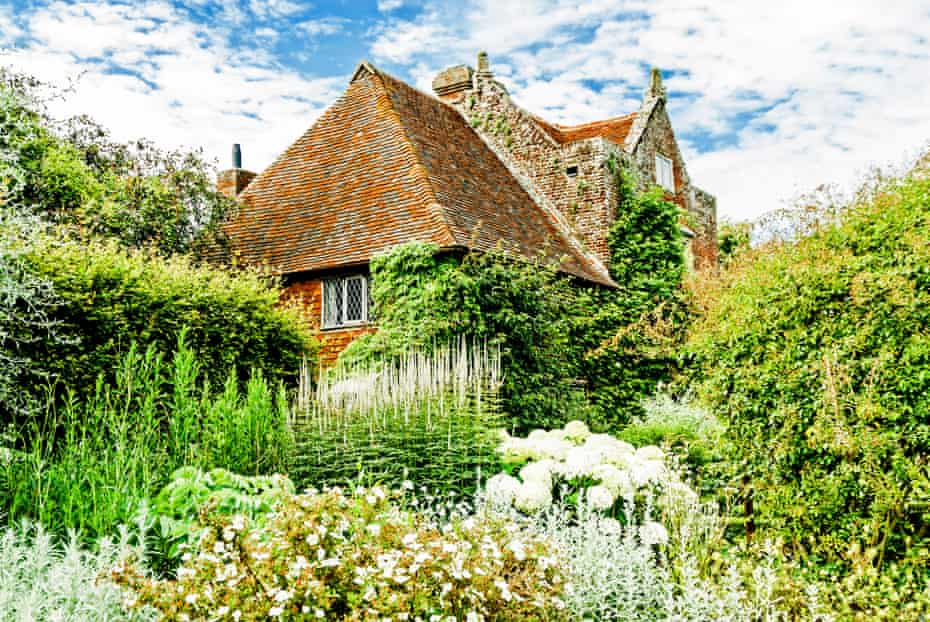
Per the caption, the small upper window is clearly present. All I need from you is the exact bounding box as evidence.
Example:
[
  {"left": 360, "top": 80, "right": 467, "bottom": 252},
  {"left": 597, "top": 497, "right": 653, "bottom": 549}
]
[
  {"left": 655, "top": 153, "right": 674, "bottom": 191},
  {"left": 565, "top": 165, "right": 578, "bottom": 177},
  {"left": 322, "top": 275, "right": 371, "bottom": 329}
]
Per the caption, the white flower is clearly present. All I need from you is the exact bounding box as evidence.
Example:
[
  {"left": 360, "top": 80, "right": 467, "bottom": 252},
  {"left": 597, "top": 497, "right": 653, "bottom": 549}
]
[
  {"left": 269, "top": 605, "right": 284, "bottom": 617},
  {"left": 559, "top": 446, "right": 601, "bottom": 479},
  {"left": 590, "top": 463, "right": 634, "bottom": 496},
  {"left": 585, "top": 485, "right": 616, "bottom": 510},
  {"left": 506, "top": 539, "right": 527, "bottom": 561},
  {"left": 466, "top": 612, "right": 483, "bottom": 622},
  {"left": 274, "top": 589, "right": 292, "bottom": 603},
  {"left": 485, "top": 473, "right": 521, "bottom": 507},
  {"left": 635, "top": 445, "right": 665, "bottom": 461},
  {"left": 513, "top": 480, "right": 552, "bottom": 513},
  {"left": 630, "top": 458, "right": 665, "bottom": 487},
  {"left": 497, "top": 437, "right": 534, "bottom": 463},
  {"left": 531, "top": 437, "right": 574, "bottom": 461},
  {"left": 563, "top": 420, "right": 591, "bottom": 442},
  {"left": 519, "top": 459, "right": 556, "bottom": 489},
  {"left": 597, "top": 516, "right": 623, "bottom": 536},
  {"left": 640, "top": 520, "right": 669, "bottom": 546}
]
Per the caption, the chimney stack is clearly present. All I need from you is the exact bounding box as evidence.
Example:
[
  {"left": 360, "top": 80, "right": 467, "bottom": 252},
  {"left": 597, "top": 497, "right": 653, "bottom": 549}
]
[
  {"left": 217, "top": 143, "right": 256, "bottom": 199},
  {"left": 647, "top": 67, "right": 667, "bottom": 100}
]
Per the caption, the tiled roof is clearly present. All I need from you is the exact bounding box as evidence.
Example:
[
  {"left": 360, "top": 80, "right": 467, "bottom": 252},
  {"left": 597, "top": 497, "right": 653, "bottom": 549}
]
[
  {"left": 533, "top": 112, "right": 638, "bottom": 146},
  {"left": 225, "top": 63, "right": 614, "bottom": 287}
]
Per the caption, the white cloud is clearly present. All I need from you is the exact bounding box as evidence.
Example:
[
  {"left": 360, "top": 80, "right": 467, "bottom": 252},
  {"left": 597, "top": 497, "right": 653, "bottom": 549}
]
[
  {"left": 371, "top": 0, "right": 930, "bottom": 221},
  {"left": 377, "top": 0, "right": 405, "bottom": 11},
  {"left": 297, "top": 17, "right": 348, "bottom": 37},
  {"left": 4, "top": 0, "right": 344, "bottom": 174},
  {"left": 0, "top": 5, "right": 23, "bottom": 46}
]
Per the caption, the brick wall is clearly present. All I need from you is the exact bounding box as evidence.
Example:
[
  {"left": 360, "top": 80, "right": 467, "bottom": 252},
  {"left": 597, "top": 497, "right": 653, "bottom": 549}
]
[
  {"left": 435, "top": 66, "right": 717, "bottom": 273},
  {"left": 442, "top": 79, "right": 618, "bottom": 265},
  {"left": 283, "top": 277, "right": 375, "bottom": 367},
  {"left": 627, "top": 100, "right": 718, "bottom": 269}
]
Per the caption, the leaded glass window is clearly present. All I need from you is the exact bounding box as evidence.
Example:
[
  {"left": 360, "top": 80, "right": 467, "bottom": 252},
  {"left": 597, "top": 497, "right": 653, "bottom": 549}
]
[{"left": 321, "top": 275, "right": 370, "bottom": 329}]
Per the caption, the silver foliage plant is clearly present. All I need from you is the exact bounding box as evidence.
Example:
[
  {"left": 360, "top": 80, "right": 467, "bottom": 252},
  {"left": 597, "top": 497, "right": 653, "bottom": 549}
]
[
  {"left": 478, "top": 487, "right": 833, "bottom": 622},
  {"left": 0, "top": 521, "right": 158, "bottom": 622}
]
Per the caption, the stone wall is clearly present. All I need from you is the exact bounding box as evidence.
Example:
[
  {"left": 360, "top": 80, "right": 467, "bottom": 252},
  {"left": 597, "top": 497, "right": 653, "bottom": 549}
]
[
  {"left": 283, "top": 277, "right": 376, "bottom": 367},
  {"left": 440, "top": 76, "right": 617, "bottom": 265}
]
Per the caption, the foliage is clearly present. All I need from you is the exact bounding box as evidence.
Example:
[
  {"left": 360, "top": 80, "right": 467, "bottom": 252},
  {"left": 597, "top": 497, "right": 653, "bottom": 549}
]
[
  {"left": 0, "top": 207, "right": 65, "bottom": 417},
  {"left": 0, "top": 337, "right": 293, "bottom": 540},
  {"left": 687, "top": 164, "right": 930, "bottom": 585},
  {"left": 15, "top": 234, "right": 313, "bottom": 408},
  {"left": 291, "top": 341, "right": 504, "bottom": 495},
  {"left": 617, "top": 394, "right": 727, "bottom": 482},
  {"left": 147, "top": 467, "right": 294, "bottom": 575},
  {"left": 717, "top": 219, "right": 752, "bottom": 264},
  {"left": 0, "top": 67, "right": 235, "bottom": 258},
  {"left": 511, "top": 501, "right": 815, "bottom": 622},
  {"left": 341, "top": 241, "right": 581, "bottom": 431},
  {"left": 116, "top": 485, "right": 568, "bottom": 621},
  {"left": 0, "top": 521, "right": 158, "bottom": 622}
]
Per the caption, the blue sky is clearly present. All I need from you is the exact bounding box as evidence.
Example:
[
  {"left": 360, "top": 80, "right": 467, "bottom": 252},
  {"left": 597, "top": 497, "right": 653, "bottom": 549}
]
[{"left": 2, "top": 0, "right": 929, "bottom": 220}]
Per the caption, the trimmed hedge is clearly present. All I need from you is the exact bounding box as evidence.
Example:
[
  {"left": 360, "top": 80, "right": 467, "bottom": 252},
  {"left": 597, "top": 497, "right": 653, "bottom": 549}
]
[{"left": 17, "top": 235, "right": 315, "bottom": 407}]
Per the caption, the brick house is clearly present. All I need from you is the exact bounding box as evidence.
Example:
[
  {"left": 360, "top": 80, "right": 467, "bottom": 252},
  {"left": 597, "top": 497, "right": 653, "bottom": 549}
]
[{"left": 219, "top": 54, "right": 717, "bottom": 365}]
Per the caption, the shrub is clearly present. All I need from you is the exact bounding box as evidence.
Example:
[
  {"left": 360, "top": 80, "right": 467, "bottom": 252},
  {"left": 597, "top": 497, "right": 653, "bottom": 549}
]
[
  {"left": 291, "top": 341, "right": 504, "bottom": 495},
  {"left": 617, "top": 394, "right": 727, "bottom": 487},
  {"left": 0, "top": 521, "right": 157, "bottom": 621},
  {"left": 490, "top": 420, "right": 697, "bottom": 526},
  {"left": 341, "top": 241, "right": 580, "bottom": 431},
  {"left": 687, "top": 164, "right": 930, "bottom": 578},
  {"left": 1, "top": 337, "right": 293, "bottom": 539},
  {"left": 146, "top": 467, "right": 294, "bottom": 575},
  {"left": 0, "top": 68, "right": 235, "bottom": 258},
  {"left": 117, "top": 485, "right": 568, "bottom": 621},
  {"left": 16, "top": 235, "right": 313, "bottom": 408}
]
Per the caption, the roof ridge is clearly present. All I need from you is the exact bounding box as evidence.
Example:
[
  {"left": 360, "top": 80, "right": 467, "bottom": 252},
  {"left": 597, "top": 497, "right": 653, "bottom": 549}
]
[
  {"left": 552, "top": 111, "right": 637, "bottom": 130},
  {"left": 364, "top": 67, "right": 458, "bottom": 248}
]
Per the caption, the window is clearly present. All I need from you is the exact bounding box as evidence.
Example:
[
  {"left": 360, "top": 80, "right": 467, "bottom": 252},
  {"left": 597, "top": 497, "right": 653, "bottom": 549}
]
[
  {"left": 565, "top": 165, "right": 578, "bottom": 177},
  {"left": 322, "top": 275, "right": 371, "bottom": 329},
  {"left": 655, "top": 153, "right": 674, "bottom": 191}
]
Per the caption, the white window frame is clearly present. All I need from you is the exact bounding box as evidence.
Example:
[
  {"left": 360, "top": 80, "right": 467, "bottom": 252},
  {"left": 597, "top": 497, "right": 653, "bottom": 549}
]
[
  {"left": 322, "top": 275, "right": 370, "bottom": 329},
  {"left": 655, "top": 153, "right": 675, "bottom": 191}
]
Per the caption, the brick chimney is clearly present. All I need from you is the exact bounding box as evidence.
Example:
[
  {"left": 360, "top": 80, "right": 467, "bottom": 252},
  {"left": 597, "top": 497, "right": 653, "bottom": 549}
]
[
  {"left": 432, "top": 63, "right": 475, "bottom": 103},
  {"left": 217, "top": 144, "right": 256, "bottom": 198}
]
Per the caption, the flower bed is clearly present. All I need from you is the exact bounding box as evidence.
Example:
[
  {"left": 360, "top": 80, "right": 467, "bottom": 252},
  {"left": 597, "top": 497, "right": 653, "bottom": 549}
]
[{"left": 117, "top": 486, "right": 567, "bottom": 621}]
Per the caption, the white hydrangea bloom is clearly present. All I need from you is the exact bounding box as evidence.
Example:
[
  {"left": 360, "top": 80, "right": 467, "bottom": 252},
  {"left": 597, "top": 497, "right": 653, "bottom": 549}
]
[
  {"left": 513, "top": 480, "right": 552, "bottom": 513},
  {"left": 519, "top": 459, "right": 556, "bottom": 489},
  {"left": 563, "top": 420, "right": 591, "bottom": 443},
  {"left": 531, "top": 437, "right": 574, "bottom": 461},
  {"left": 528, "top": 429, "right": 550, "bottom": 441},
  {"left": 640, "top": 520, "right": 669, "bottom": 546},
  {"left": 630, "top": 457, "right": 665, "bottom": 488},
  {"left": 558, "top": 446, "right": 602, "bottom": 480},
  {"left": 485, "top": 473, "right": 521, "bottom": 507},
  {"left": 497, "top": 437, "right": 534, "bottom": 463},
  {"left": 665, "top": 479, "right": 699, "bottom": 504},
  {"left": 585, "top": 485, "right": 616, "bottom": 510},
  {"left": 590, "top": 463, "right": 634, "bottom": 496},
  {"left": 635, "top": 445, "right": 665, "bottom": 462}
]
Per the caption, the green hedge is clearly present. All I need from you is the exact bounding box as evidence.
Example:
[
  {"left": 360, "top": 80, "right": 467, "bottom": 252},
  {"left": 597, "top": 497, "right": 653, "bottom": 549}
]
[
  {"left": 687, "top": 170, "right": 930, "bottom": 570},
  {"left": 17, "top": 235, "right": 315, "bottom": 407}
]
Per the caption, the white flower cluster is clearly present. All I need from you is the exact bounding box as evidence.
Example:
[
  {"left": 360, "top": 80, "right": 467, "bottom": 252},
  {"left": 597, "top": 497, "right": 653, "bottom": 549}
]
[{"left": 489, "top": 421, "right": 692, "bottom": 514}]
